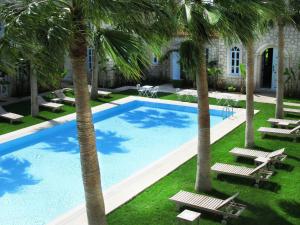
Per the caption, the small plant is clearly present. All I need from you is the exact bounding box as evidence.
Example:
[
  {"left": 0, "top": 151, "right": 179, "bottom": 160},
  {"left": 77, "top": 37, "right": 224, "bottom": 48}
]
[
  {"left": 227, "top": 85, "right": 236, "bottom": 92},
  {"left": 207, "top": 64, "right": 222, "bottom": 90}
]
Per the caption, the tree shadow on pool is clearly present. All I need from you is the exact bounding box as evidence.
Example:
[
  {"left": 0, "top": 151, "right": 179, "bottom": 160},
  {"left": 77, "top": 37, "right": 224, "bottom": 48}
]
[
  {"left": 0, "top": 157, "right": 39, "bottom": 197},
  {"left": 40, "top": 130, "right": 130, "bottom": 155},
  {"left": 119, "top": 109, "right": 192, "bottom": 129},
  {"left": 95, "top": 130, "right": 130, "bottom": 154}
]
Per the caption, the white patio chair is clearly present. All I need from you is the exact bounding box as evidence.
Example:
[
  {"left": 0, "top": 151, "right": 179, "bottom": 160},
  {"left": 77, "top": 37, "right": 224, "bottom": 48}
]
[
  {"left": 136, "top": 84, "right": 146, "bottom": 96},
  {"left": 149, "top": 86, "right": 159, "bottom": 98}
]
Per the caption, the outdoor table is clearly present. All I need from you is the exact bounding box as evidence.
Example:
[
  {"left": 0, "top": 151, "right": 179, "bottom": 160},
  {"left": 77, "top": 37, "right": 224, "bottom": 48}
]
[
  {"left": 177, "top": 210, "right": 201, "bottom": 225},
  {"left": 141, "top": 85, "right": 153, "bottom": 97}
]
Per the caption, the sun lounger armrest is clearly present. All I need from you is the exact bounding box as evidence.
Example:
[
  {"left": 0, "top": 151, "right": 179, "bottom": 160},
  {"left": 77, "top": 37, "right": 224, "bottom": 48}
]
[
  {"left": 267, "top": 148, "right": 285, "bottom": 158},
  {"left": 290, "top": 125, "right": 300, "bottom": 134},
  {"left": 217, "top": 193, "right": 240, "bottom": 210},
  {"left": 249, "top": 162, "right": 269, "bottom": 175}
]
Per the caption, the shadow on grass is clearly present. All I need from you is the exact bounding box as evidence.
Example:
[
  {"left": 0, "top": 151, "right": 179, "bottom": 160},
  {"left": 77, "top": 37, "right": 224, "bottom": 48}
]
[
  {"left": 236, "top": 157, "right": 255, "bottom": 165},
  {"left": 216, "top": 175, "right": 281, "bottom": 193},
  {"left": 287, "top": 154, "right": 300, "bottom": 162},
  {"left": 263, "top": 135, "right": 297, "bottom": 143},
  {"left": 279, "top": 200, "right": 300, "bottom": 219},
  {"left": 274, "top": 163, "right": 294, "bottom": 172}
]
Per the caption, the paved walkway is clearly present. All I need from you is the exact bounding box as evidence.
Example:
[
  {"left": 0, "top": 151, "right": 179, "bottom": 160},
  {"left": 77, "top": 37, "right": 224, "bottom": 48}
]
[
  {"left": 111, "top": 84, "right": 277, "bottom": 105},
  {"left": 0, "top": 83, "right": 281, "bottom": 107}
]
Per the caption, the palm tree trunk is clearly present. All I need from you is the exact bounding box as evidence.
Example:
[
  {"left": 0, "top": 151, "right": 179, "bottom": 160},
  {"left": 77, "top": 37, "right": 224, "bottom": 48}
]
[
  {"left": 30, "top": 65, "right": 39, "bottom": 117},
  {"left": 276, "top": 22, "right": 285, "bottom": 119},
  {"left": 70, "top": 6, "right": 107, "bottom": 225},
  {"left": 195, "top": 42, "right": 211, "bottom": 192},
  {"left": 90, "top": 52, "right": 99, "bottom": 100},
  {"left": 245, "top": 40, "right": 255, "bottom": 148}
]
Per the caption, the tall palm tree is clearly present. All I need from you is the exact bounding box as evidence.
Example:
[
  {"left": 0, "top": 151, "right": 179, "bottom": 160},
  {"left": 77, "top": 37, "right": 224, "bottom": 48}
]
[
  {"left": 0, "top": 1, "right": 175, "bottom": 225},
  {"left": 178, "top": 0, "right": 275, "bottom": 191},
  {"left": 275, "top": 0, "right": 300, "bottom": 118}
]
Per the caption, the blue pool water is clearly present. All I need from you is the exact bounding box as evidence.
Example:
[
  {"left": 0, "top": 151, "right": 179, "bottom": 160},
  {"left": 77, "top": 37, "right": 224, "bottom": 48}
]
[{"left": 0, "top": 100, "right": 232, "bottom": 225}]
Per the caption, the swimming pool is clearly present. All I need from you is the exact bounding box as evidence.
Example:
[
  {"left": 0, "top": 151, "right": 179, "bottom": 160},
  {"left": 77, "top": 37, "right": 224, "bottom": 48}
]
[{"left": 0, "top": 100, "right": 233, "bottom": 225}]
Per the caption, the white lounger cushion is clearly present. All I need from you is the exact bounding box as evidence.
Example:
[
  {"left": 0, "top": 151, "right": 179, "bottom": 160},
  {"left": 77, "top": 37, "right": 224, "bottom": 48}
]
[
  {"left": 97, "top": 90, "right": 112, "bottom": 96},
  {"left": 41, "top": 102, "right": 63, "bottom": 108},
  {"left": 268, "top": 118, "right": 300, "bottom": 125},
  {"left": 230, "top": 147, "right": 285, "bottom": 159},
  {"left": 0, "top": 106, "right": 23, "bottom": 121},
  {"left": 211, "top": 162, "right": 268, "bottom": 176},
  {"left": 211, "top": 163, "right": 255, "bottom": 176},
  {"left": 0, "top": 112, "right": 23, "bottom": 120},
  {"left": 170, "top": 191, "right": 225, "bottom": 210},
  {"left": 230, "top": 147, "right": 269, "bottom": 158},
  {"left": 258, "top": 127, "right": 294, "bottom": 135},
  {"left": 284, "top": 108, "right": 300, "bottom": 114},
  {"left": 38, "top": 96, "right": 63, "bottom": 109}
]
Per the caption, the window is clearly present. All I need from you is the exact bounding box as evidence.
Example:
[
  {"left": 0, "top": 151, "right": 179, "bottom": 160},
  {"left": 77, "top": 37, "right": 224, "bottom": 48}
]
[
  {"left": 87, "top": 48, "right": 93, "bottom": 71},
  {"left": 152, "top": 54, "right": 158, "bottom": 65},
  {"left": 230, "top": 46, "right": 241, "bottom": 76},
  {"left": 206, "top": 48, "right": 209, "bottom": 65},
  {"left": 0, "top": 22, "right": 4, "bottom": 38}
]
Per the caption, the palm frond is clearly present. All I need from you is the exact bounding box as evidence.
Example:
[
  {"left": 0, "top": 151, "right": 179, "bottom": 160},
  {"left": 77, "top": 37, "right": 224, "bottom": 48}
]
[{"left": 94, "top": 29, "right": 150, "bottom": 80}]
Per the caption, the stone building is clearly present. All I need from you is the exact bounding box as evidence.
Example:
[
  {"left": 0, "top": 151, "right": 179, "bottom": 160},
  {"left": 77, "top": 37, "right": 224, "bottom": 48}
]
[{"left": 1, "top": 23, "right": 300, "bottom": 98}]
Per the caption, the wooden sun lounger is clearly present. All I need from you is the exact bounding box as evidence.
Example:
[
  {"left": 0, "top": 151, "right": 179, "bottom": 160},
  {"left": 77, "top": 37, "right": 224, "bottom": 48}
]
[
  {"left": 0, "top": 106, "right": 23, "bottom": 124},
  {"left": 284, "top": 102, "right": 300, "bottom": 108},
  {"left": 97, "top": 90, "right": 112, "bottom": 98},
  {"left": 38, "top": 96, "right": 63, "bottom": 112},
  {"left": 211, "top": 162, "right": 273, "bottom": 186},
  {"left": 258, "top": 125, "right": 300, "bottom": 142},
  {"left": 88, "top": 85, "right": 112, "bottom": 98},
  {"left": 284, "top": 108, "right": 300, "bottom": 116},
  {"left": 170, "top": 191, "right": 246, "bottom": 224},
  {"left": 230, "top": 147, "right": 287, "bottom": 163},
  {"left": 268, "top": 118, "right": 300, "bottom": 128},
  {"left": 53, "top": 90, "right": 76, "bottom": 105}
]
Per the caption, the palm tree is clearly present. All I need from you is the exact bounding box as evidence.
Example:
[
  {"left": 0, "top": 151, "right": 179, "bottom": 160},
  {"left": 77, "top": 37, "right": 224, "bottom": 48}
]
[
  {"left": 218, "top": 1, "right": 280, "bottom": 149},
  {"left": 178, "top": 0, "right": 276, "bottom": 191},
  {"left": 275, "top": 0, "right": 300, "bottom": 118},
  {"left": 0, "top": 1, "right": 175, "bottom": 225},
  {"left": 90, "top": 51, "right": 100, "bottom": 100}
]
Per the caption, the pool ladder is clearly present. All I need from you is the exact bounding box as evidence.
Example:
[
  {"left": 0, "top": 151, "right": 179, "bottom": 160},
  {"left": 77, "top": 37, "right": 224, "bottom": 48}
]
[{"left": 222, "top": 105, "right": 233, "bottom": 119}]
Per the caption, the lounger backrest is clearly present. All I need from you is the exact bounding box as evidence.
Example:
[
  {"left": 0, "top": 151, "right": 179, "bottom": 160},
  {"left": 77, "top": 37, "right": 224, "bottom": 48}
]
[
  {"left": 0, "top": 106, "right": 7, "bottom": 114},
  {"left": 54, "top": 90, "right": 66, "bottom": 99},
  {"left": 290, "top": 125, "right": 300, "bottom": 134},
  {"left": 216, "top": 192, "right": 239, "bottom": 209},
  {"left": 267, "top": 148, "right": 285, "bottom": 158},
  {"left": 38, "top": 96, "right": 47, "bottom": 104},
  {"left": 249, "top": 161, "right": 269, "bottom": 175}
]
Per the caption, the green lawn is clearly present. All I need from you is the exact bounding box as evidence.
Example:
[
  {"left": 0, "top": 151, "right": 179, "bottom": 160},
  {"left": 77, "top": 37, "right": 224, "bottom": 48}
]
[
  {"left": 107, "top": 95, "right": 300, "bottom": 225},
  {"left": 1, "top": 91, "right": 300, "bottom": 224}
]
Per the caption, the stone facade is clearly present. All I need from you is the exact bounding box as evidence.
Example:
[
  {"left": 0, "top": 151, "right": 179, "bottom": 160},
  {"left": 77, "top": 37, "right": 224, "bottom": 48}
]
[{"left": 146, "top": 25, "right": 300, "bottom": 95}]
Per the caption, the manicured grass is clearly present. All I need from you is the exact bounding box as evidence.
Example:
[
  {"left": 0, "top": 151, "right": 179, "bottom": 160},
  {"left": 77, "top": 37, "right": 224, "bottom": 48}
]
[
  {"left": 1, "top": 90, "right": 299, "bottom": 224},
  {"left": 0, "top": 91, "right": 136, "bottom": 135},
  {"left": 107, "top": 95, "right": 300, "bottom": 225}
]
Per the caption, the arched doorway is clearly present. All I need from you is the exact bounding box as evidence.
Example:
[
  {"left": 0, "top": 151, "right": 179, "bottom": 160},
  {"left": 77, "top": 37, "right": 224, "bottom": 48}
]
[
  {"left": 260, "top": 48, "right": 278, "bottom": 89},
  {"left": 255, "top": 44, "right": 289, "bottom": 91}
]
